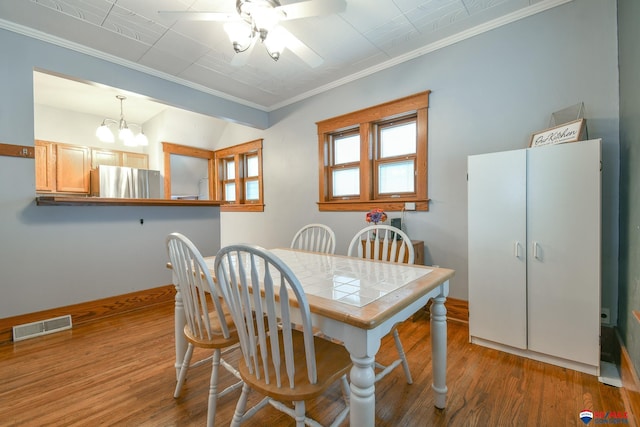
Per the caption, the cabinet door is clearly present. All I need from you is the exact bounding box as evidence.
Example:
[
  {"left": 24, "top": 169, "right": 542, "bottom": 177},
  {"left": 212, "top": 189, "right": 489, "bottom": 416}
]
[
  {"left": 92, "top": 148, "right": 121, "bottom": 168},
  {"left": 527, "top": 140, "right": 601, "bottom": 366},
  {"left": 412, "top": 240, "right": 424, "bottom": 266},
  {"left": 122, "top": 152, "right": 148, "bottom": 169},
  {"left": 56, "top": 144, "right": 90, "bottom": 193},
  {"left": 35, "top": 140, "right": 55, "bottom": 192},
  {"left": 468, "top": 149, "right": 527, "bottom": 348}
]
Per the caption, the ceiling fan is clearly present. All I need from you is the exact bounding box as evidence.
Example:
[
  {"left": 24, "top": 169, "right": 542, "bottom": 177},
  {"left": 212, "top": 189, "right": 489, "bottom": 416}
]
[{"left": 159, "top": 0, "right": 347, "bottom": 67}]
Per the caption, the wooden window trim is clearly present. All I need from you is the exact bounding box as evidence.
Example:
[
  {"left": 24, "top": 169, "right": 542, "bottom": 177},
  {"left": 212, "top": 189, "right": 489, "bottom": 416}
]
[
  {"left": 214, "top": 139, "right": 264, "bottom": 212},
  {"left": 162, "top": 142, "right": 214, "bottom": 200},
  {"left": 317, "top": 91, "right": 430, "bottom": 212},
  {"left": 327, "top": 128, "right": 361, "bottom": 200},
  {"left": 374, "top": 115, "right": 418, "bottom": 198}
]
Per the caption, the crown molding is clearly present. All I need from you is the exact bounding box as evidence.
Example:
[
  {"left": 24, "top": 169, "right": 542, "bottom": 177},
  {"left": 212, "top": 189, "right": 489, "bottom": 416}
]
[
  {"left": 268, "top": 0, "right": 574, "bottom": 111},
  {"left": 0, "top": 18, "right": 268, "bottom": 111},
  {"left": 0, "top": 0, "right": 573, "bottom": 114}
]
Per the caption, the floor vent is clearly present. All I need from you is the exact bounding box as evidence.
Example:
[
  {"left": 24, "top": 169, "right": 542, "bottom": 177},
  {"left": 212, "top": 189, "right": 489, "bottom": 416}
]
[{"left": 12, "top": 315, "right": 72, "bottom": 342}]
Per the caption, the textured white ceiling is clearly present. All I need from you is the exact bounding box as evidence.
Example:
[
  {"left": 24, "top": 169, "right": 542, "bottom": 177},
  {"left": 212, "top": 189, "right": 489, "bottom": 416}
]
[{"left": 1, "top": 0, "right": 568, "bottom": 117}]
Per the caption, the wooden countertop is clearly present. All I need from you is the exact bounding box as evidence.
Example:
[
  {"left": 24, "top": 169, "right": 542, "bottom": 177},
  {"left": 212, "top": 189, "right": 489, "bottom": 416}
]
[{"left": 35, "top": 196, "right": 222, "bottom": 207}]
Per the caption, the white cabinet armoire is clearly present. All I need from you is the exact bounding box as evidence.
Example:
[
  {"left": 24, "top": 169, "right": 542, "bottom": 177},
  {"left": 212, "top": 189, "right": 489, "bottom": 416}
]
[{"left": 468, "top": 139, "right": 601, "bottom": 375}]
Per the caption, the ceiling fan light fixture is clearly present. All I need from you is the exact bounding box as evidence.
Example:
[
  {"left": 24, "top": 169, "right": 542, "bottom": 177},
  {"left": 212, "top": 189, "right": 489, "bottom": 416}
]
[
  {"left": 230, "top": 0, "right": 286, "bottom": 60},
  {"left": 251, "top": 6, "right": 281, "bottom": 36},
  {"left": 225, "top": 22, "right": 253, "bottom": 52},
  {"left": 264, "top": 26, "right": 286, "bottom": 61},
  {"left": 162, "top": 0, "right": 343, "bottom": 67}
]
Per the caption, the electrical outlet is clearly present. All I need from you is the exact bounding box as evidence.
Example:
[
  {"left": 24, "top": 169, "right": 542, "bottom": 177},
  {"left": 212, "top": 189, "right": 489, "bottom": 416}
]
[
  {"left": 601, "top": 308, "right": 610, "bottom": 324},
  {"left": 404, "top": 202, "right": 416, "bottom": 211}
]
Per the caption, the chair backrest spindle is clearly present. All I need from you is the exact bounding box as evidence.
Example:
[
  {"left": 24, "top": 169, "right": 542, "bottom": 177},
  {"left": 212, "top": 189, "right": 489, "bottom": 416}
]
[
  {"left": 166, "top": 233, "right": 233, "bottom": 342},
  {"left": 348, "top": 225, "right": 415, "bottom": 264},
  {"left": 290, "top": 224, "right": 336, "bottom": 254},
  {"left": 215, "top": 245, "right": 318, "bottom": 389}
]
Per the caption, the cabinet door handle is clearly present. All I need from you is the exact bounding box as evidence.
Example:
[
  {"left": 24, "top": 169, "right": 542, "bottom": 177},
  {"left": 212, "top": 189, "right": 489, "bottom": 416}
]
[
  {"left": 533, "top": 242, "right": 541, "bottom": 260},
  {"left": 514, "top": 241, "right": 521, "bottom": 258}
]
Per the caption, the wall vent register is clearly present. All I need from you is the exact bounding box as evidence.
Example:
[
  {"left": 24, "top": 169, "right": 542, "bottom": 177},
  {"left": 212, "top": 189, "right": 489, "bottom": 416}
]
[{"left": 12, "top": 315, "right": 72, "bottom": 341}]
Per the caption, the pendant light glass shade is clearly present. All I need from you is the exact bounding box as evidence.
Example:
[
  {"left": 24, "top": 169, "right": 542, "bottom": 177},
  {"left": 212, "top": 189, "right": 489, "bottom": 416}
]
[
  {"left": 225, "top": 22, "right": 253, "bottom": 52},
  {"left": 264, "top": 26, "right": 286, "bottom": 61},
  {"left": 96, "top": 121, "right": 115, "bottom": 143},
  {"left": 135, "top": 132, "right": 149, "bottom": 146}
]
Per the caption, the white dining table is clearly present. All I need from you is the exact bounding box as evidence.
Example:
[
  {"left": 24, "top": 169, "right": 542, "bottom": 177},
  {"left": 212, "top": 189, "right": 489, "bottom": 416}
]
[{"left": 169, "top": 248, "right": 454, "bottom": 427}]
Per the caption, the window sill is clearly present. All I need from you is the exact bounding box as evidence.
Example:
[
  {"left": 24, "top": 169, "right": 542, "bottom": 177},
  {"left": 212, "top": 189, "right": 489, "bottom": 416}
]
[
  {"left": 317, "top": 200, "right": 429, "bottom": 212},
  {"left": 221, "top": 203, "right": 264, "bottom": 212}
]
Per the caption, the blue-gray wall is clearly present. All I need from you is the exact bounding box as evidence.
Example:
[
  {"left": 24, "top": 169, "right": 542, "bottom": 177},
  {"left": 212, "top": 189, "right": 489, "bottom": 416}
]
[
  {"left": 219, "top": 0, "right": 620, "bottom": 319},
  {"left": 0, "top": 0, "right": 623, "bottom": 340},
  {"left": 617, "top": 0, "right": 640, "bottom": 376},
  {"left": 0, "top": 28, "right": 258, "bottom": 317}
]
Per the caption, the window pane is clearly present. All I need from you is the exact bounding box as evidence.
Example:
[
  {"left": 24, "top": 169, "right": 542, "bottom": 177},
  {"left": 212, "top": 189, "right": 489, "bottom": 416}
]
[
  {"left": 226, "top": 160, "right": 235, "bottom": 179},
  {"left": 225, "top": 182, "right": 236, "bottom": 201},
  {"left": 378, "top": 160, "right": 414, "bottom": 193},
  {"left": 380, "top": 122, "right": 416, "bottom": 158},
  {"left": 245, "top": 180, "right": 259, "bottom": 200},
  {"left": 246, "top": 155, "right": 258, "bottom": 177},
  {"left": 332, "top": 168, "right": 359, "bottom": 196},
  {"left": 334, "top": 134, "right": 360, "bottom": 165}
]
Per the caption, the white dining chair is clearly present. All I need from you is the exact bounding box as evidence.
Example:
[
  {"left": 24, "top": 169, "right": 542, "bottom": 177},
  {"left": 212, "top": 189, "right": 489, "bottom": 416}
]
[
  {"left": 347, "top": 224, "right": 415, "bottom": 384},
  {"left": 290, "top": 223, "right": 336, "bottom": 254},
  {"left": 214, "top": 244, "right": 351, "bottom": 427},
  {"left": 166, "top": 233, "right": 243, "bottom": 427}
]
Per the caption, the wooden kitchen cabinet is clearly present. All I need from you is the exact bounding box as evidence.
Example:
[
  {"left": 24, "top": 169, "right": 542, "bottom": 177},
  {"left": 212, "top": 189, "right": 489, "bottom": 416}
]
[
  {"left": 412, "top": 240, "right": 424, "bottom": 265},
  {"left": 35, "top": 140, "right": 90, "bottom": 194},
  {"left": 56, "top": 143, "right": 90, "bottom": 193},
  {"left": 92, "top": 148, "right": 148, "bottom": 169},
  {"left": 91, "top": 148, "right": 120, "bottom": 168},
  {"left": 35, "top": 140, "right": 55, "bottom": 192},
  {"left": 122, "top": 152, "right": 148, "bottom": 169},
  {"left": 36, "top": 142, "right": 150, "bottom": 195}
]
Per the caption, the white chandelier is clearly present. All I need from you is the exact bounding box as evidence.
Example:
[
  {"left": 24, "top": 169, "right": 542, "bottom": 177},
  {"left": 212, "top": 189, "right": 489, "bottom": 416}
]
[
  {"left": 224, "top": 0, "right": 287, "bottom": 61},
  {"left": 95, "top": 95, "right": 148, "bottom": 147}
]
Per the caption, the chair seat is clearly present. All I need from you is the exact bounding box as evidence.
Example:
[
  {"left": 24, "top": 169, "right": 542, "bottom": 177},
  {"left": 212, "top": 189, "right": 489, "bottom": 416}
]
[
  {"left": 238, "top": 329, "right": 352, "bottom": 402},
  {"left": 184, "top": 303, "right": 239, "bottom": 349}
]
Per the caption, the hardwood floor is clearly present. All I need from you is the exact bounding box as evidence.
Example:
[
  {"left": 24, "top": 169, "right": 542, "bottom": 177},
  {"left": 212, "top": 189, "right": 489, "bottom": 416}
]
[{"left": 0, "top": 302, "right": 632, "bottom": 426}]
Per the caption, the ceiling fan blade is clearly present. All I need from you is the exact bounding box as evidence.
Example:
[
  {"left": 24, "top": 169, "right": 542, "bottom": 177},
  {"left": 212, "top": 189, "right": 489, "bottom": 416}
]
[
  {"left": 157, "top": 11, "right": 237, "bottom": 22},
  {"left": 278, "top": 0, "right": 346, "bottom": 20},
  {"left": 230, "top": 37, "right": 258, "bottom": 67},
  {"left": 278, "top": 27, "right": 323, "bottom": 68}
]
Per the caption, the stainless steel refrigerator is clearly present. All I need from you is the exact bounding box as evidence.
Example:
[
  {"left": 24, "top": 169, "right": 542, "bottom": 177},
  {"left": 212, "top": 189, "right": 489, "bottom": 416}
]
[{"left": 90, "top": 165, "right": 162, "bottom": 198}]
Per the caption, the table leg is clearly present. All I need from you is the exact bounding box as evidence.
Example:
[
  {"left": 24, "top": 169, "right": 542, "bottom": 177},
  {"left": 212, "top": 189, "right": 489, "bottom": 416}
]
[
  {"left": 349, "top": 354, "right": 376, "bottom": 427},
  {"left": 430, "top": 293, "right": 448, "bottom": 409},
  {"left": 173, "top": 280, "right": 186, "bottom": 380}
]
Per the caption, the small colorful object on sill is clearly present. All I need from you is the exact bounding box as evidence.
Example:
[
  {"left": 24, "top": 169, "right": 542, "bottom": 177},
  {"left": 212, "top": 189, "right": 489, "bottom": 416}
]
[
  {"left": 366, "top": 208, "right": 387, "bottom": 240},
  {"left": 366, "top": 208, "right": 387, "bottom": 225}
]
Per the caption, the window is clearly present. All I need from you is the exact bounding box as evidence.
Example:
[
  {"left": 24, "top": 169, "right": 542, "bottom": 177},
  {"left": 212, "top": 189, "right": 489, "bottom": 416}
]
[
  {"left": 317, "top": 91, "right": 429, "bottom": 211},
  {"left": 214, "top": 139, "right": 263, "bottom": 212},
  {"left": 162, "top": 142, "right": 214, "bottom": 200}
]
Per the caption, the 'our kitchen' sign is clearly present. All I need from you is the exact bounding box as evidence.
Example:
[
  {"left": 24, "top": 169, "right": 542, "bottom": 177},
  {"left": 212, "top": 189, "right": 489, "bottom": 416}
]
[{"left": 529, "top": 119, "right": 586, "bottom": 147}]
